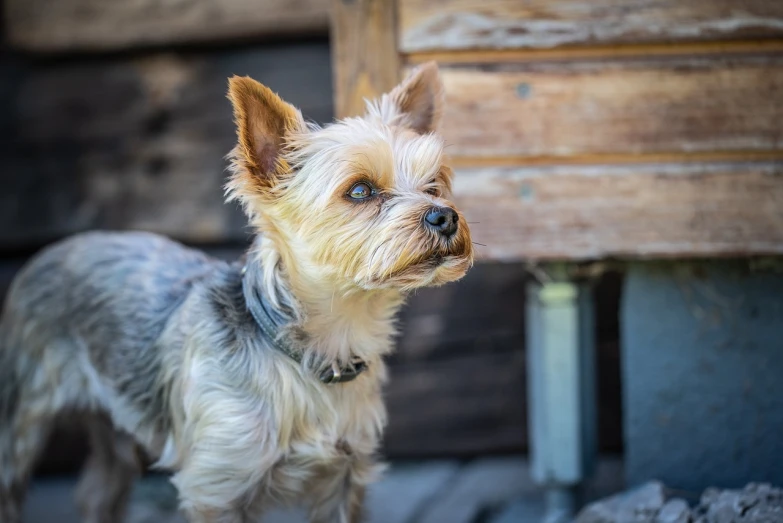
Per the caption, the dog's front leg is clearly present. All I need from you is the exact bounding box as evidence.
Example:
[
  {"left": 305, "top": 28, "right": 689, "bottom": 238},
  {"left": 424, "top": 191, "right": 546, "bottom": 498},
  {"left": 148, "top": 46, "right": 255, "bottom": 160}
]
[
  {"left": 309, "top": 455, "right": 378, "bottom": 523},
  {"left": 344, "top": 482, "right": 366, "bottom": 523},
  {"left": 309, "top": 480, "right": 365, "bottom": 523},
  {"left": 174, "top": 440, "right": 279, "bottom": 523},
  {"left": 172, "top": 376, "right": 281, "bottom": 523}
]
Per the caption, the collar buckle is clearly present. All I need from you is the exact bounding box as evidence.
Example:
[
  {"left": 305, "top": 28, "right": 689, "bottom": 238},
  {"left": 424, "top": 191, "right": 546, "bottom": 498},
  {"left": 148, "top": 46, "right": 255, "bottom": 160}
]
[{"left": 318, "top": 359, "right": 368, "bottom": 384}]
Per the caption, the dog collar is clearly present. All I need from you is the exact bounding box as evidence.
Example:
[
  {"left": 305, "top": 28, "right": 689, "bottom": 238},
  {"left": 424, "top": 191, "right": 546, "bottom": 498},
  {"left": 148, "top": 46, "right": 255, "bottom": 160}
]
[{"left": 241, "top": 265, "right": 368, "bottom": 384}]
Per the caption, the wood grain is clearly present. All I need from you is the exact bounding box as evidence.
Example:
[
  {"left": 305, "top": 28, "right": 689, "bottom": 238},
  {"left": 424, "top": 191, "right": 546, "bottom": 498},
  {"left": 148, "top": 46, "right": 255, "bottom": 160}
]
[
  {"left": 407, "top": 40, "right": 783, "bottom": 65},
  {"left": 434, "top": 56, "right": 783, "bottom": 160},
  {"left": 330, "top": 0, "right": 400, "bottom": 118},
  {"left": 4, "top": 0, "right": 330, "bottom": 52},
  {"left": 384, "top": 351, "right": 527, "bottom": 456},
  {"left": 453, "top": 162, "right": 783, "bottom": 262},
  {"left": 399, "top": 0, "right": 783, "bottom": 53},
  {"left": 0, "top": 43, "right": 333, "bottom": 249}
]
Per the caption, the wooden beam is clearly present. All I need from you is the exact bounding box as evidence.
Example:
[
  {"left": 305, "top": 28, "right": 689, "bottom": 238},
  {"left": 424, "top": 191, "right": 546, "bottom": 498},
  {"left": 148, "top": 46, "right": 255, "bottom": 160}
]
[
  {"left": 446, "top": 151, "right": 783, "bottom": 169},
  {"left": 330, "top": 0, "right": 400, "bottom": 118},
  {"left": 405, "top": 40, "right": 783, "bottom": 65},
  {"left": 453, "top": 162, "right": 783, "bottom": 262},
  {"left": 399, "top": 0, "right": 783, "bottom": 53},
  {"left": 4, "top": 0, "right": 330, "bottom": 52},
  {"left": 0, "top": 43, "right": 333, "bottom": 249},
  {"left": 431, "top": 56, "right": 783, "bottom": 160}
]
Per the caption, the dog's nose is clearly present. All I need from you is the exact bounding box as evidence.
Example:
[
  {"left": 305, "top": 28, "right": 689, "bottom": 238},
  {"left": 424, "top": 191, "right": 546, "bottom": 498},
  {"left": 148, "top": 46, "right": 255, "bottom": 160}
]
[{"left": 424, "top": 206, "right": 459, "bottom": 237}]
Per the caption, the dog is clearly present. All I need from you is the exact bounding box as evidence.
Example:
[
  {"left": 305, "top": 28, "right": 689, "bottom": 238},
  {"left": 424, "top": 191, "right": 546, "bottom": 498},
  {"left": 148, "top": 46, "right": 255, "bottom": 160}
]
[{"left": 0, "top": 62, "right": 473, "bottom": 523}]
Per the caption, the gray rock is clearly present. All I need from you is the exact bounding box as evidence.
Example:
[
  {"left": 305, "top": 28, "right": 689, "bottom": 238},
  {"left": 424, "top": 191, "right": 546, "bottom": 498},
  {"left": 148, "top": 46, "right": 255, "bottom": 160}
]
[
  {"left": 699, "top": 483, "right": 783, "bottom": 523},
  {"left": 578, "top": 482, "right": 783, "bottom": 523},
  {"left": 655, "top": 499, "right": 690, "bottom": 523},
  {"left": 577, "top": 481, "right": 667, "bottom": 523}
]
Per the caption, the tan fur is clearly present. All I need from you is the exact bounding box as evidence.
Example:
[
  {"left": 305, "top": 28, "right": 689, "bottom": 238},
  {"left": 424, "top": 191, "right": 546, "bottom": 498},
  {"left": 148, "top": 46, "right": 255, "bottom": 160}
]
[{"left": 0, "top": 62, "right": 472, "bottom": 523}]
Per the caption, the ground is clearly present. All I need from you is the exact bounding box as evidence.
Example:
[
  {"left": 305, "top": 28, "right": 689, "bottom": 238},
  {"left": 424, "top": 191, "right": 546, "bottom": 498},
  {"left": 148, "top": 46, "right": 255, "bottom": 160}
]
[{"left": 24, "top": 457, "right": 623, "bottom": 523}]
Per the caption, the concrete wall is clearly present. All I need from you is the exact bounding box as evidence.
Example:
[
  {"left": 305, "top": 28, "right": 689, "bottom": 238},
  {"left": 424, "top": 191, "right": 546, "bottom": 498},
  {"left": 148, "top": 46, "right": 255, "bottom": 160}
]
[{"left": 622, "top": 261, "right": 783, "bottom": 491}]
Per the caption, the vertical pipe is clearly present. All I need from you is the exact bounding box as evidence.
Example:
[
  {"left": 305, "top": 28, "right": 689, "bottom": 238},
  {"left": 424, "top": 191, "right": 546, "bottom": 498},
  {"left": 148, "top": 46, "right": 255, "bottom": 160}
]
[{"left": 527, "top": 280, "right": 596, "bottom": 522}]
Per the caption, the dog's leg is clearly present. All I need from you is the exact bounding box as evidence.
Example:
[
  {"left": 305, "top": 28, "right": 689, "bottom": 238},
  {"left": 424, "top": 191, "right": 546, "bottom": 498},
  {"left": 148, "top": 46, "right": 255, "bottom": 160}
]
[
  {"left": 345, "top": 483, "right": 365, "bottom": 523},
  {"left": 309, "top": 470, "right": 367, "bottom": 523},
  {"left": 75, "top": 414, "right": 141, "bottom": 523},
  {"left": 0, "top": 392, "right": 56, "bottom": 523}
]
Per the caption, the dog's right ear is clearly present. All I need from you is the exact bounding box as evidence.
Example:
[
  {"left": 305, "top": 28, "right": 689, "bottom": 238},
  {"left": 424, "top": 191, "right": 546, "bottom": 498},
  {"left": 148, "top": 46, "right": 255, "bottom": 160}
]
[{"left": 227, "top": 76, "right": 306, "bottom": 192}]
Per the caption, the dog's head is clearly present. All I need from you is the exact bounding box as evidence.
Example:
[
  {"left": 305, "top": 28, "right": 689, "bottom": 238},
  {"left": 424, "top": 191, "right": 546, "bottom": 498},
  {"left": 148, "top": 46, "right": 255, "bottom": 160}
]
[{"left": 226, "top": 62, "right": 473, "bottom": 291}]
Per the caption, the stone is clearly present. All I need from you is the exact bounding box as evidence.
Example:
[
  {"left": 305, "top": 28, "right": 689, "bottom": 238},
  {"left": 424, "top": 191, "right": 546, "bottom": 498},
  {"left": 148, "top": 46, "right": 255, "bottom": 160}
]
[
  {"left": 655, "top": 499, "right": 690, "bottom": 523},
  {"left": 576, "top": 481, "right": 667, "bottom": 523},
  {"left": 699, "top": 483, "right": 783, "bottom": 523}
]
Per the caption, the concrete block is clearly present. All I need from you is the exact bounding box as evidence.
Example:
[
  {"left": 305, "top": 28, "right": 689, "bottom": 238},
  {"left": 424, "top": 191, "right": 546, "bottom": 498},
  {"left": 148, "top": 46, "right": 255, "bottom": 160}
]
[{"left": 622, "top": 262, "right": 783, "bottom": 490}]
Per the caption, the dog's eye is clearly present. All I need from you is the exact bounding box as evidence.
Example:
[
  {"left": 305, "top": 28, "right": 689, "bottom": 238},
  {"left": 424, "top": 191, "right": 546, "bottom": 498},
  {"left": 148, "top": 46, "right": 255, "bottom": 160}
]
[
  {"left": 425, "top": 183, "right": 440, "bottom": 197},
  {"left": 348, "top": 182, "right": 374, "bottom": 200}
]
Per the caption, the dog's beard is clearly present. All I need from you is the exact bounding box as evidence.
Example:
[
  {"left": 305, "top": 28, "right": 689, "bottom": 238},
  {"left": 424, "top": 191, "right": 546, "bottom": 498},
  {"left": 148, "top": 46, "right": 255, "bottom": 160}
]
[{"left": 356, "top": 218, "right": 473, "bottom": 291}]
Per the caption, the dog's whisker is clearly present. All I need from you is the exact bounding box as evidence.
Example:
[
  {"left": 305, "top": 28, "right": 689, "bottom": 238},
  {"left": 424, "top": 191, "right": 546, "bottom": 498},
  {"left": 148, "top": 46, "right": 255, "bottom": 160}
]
[{"left": 472, "top": 242, "right": 487, "bottom": 247}]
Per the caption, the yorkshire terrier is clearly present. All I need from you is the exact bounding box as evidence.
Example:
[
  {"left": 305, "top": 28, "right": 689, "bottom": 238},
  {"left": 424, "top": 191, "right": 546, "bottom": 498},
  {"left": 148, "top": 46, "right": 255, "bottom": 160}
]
[{"left": 0, "top": 62, "right": 472, "bottom": 523}]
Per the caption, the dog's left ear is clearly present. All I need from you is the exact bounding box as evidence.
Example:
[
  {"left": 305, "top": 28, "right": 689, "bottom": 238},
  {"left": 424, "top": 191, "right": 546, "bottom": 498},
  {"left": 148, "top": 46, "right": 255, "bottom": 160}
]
[
  {"left": 227, "top": 76, "right": 307, "bottom": 189},
  {"left": 385, "top": 61, "right": 444, "bottom": 134}
]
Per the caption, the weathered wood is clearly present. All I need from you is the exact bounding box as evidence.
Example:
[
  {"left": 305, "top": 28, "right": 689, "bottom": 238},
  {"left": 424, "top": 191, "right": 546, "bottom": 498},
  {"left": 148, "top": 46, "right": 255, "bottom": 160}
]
[
  {"left": 4, "top": 0, "right": 330, "bottom": 52},
  {"left": 384, "top": 351, "right": 527, "bottom": 457},
  {"left": 330, "top": 0, "right": 400, "bottom": 118},
  {"left": 0, "top": 43, "right": 333, "bottom": 249},
  {"left": 399, "top": 0, "right": 783, "bottom": 53},
  {"left": 406, "top": 40, "right": 783, "bottom": 66},
  {"left": 417, "top": 459, "right": 533, "bottom": 523},
  {"left": 434, "top": 56, "right": 783, "bottom": 161},
  {"left": 453, "top": 162, "right": 783, "bottom": 262},
  {"left": 394, "top": 261, "right": 526, "bottom": 362}
]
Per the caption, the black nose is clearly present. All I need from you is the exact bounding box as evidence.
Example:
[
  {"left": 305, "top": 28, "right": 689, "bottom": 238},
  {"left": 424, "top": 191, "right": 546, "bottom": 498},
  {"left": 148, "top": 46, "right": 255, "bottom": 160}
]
[{"left": 424, "top": 206, "right": 459, "bottom": 237}]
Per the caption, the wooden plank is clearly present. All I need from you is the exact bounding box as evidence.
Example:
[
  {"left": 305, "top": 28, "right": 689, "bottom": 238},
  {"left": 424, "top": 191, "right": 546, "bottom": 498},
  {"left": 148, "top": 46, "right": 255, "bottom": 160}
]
[
  {"left": 399, "top": 0, "right": 783, "bottom": 53},
  {"left": 4, "top": 0, "right": 330, "bottom": 52},
  {"left": 330, "top": 0, "right": 400, "bottom": 118},
  {"left": 394, "top": 261, "right": 526, "bottom": 363},
  {"left": 453, "top": 162, "right": 783, "bottom": 262},
  {"left": 0, "top": 42, "right": 333, "bottom": 249},
  {"left": 384, "top": 351, "right": 527, "bottom": 457},
  {"left": 417, "top": 458, "right": 533, "bottom": 523},
  {"left": 407, "top": 40, "right": 783, "bottom": 65},
  {"left": 434, "top": 56, "right": 783, "bottom": 160}
]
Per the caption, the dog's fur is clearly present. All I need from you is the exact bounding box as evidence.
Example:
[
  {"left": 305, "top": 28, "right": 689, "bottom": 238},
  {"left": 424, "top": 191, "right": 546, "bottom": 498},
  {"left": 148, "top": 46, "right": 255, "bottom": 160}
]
[{"left": 0, "top": 62, "right": 472, "bottom": 523}]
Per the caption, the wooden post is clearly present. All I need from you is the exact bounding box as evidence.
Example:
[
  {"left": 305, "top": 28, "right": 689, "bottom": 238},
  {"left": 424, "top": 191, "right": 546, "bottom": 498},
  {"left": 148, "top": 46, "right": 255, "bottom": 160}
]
[
  {"left": 330, "top": 0, "right": 400, "bottom": 118},
  {"left": 526, "top": 274, "right": 597, "bottom": 521}
]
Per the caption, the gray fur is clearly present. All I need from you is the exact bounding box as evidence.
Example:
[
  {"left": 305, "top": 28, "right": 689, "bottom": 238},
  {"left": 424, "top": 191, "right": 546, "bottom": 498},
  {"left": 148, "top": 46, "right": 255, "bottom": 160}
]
[
  {"left": 0, "top": 230, "right": 387, "bottom": 523},
  {"left": 0, "top": 231, "right": 266, "bottom": 520}
]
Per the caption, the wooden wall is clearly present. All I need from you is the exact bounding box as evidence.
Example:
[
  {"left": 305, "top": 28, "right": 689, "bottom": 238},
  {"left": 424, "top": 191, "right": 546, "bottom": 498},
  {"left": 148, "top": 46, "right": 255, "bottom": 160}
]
[
  {"left": 0, "top": 0, "right": 622, "bottom": 469},
  {"left": 332, "top": 0, "right": 783, "bottom": 262}
]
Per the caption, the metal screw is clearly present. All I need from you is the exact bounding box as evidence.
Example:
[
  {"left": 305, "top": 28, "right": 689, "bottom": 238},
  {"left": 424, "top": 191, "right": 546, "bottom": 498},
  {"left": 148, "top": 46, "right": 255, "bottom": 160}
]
[
  {"left": 519, "top": 184, "right": 534, "bottom": 201},
  {"left": 516, "top": 83, "right": 532, "bottom": 99}
]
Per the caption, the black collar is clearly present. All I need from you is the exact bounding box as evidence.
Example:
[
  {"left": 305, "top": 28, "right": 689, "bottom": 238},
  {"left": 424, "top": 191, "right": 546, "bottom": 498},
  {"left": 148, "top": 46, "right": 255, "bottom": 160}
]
[{"left": 241, "top": 265, "right": 368, "bottom": 384}]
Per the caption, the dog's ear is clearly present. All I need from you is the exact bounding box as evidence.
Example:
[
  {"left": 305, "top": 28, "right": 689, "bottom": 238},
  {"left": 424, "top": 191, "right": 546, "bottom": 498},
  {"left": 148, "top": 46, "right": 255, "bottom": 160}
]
[
  {"left": 227, "top": 76, "right": 306, "bottom": 188},
  {"left": 385, "top": 61, "right": 444, "bottom": 134}
]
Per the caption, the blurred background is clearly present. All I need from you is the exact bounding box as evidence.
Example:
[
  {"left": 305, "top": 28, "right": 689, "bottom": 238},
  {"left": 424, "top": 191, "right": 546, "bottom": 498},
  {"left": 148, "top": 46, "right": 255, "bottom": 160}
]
[{"left": 1, "top": 1, "right": 782, "bottom": 522}]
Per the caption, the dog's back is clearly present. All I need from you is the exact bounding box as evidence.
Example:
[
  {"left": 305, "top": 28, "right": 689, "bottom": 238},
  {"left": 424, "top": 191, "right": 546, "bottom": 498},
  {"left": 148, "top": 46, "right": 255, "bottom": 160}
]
[{"left": 0, "top": 230, "right": 219, "bottom": 520}]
